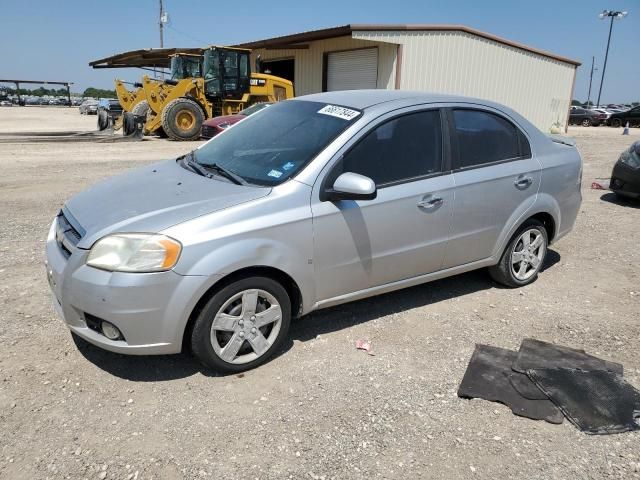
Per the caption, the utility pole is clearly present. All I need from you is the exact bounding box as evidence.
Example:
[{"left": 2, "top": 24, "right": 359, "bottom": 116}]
[
  {"left": 587, "top": 57, "right": 596, "bottom": 107},
  {"left": 159, "top": 0, "right": 164, "bottom": 48},
  {"left": 596, "top": 10, "right": 628, "bottom": 108}
]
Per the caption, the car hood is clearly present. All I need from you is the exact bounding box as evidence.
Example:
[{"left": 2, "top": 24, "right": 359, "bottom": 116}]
[{"left": 65, "top": 159, "right": 270, "bottom": 248}]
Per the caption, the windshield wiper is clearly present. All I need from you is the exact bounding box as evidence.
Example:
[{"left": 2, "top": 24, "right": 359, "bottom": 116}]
[
  {"left": 203, "top": 163, "right": 247, "bottom": 186},
  {"left": 179, "top": 151, "right": 210, "bottom": 178}
]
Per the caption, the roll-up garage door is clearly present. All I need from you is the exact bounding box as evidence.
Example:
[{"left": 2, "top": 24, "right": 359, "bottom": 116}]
[{"left": 326, "top": 48, "right": 378, "bottom": 91}]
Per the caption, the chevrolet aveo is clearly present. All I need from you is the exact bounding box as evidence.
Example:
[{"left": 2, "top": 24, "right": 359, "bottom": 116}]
[{"left": 46, "top": 91, "right": 582, "bottom": 372}]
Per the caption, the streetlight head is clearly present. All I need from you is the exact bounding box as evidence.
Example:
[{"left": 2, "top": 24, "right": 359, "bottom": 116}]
[
  {"left": 618, "top": 11, "right": 628, "bottom": 18},
  {"left": 599, "top": 9, "right": 609, "bottom": 18}
]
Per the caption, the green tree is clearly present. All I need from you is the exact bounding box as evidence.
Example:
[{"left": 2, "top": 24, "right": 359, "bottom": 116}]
[
  {"left": 571, "top": 99, "right": 583, "bottom": 106},
  {"left": 82, "top": 87, "right": 117, "bottom": 98}
]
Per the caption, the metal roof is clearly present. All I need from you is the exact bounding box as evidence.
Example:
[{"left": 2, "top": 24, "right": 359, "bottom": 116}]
[
  {"left": 89, "top": 48, "right": 205, "bottom": 69},
  {"left": 234, "top": 24, "right": 581, "bottom": 66}
]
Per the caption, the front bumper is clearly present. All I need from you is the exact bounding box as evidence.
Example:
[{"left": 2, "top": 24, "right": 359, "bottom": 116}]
[
  {"left": 45, "top": 218, "right": 217, "bottom": 355},
  {"left": 610, "top": 161, "right": 640, "bottom": 199}
]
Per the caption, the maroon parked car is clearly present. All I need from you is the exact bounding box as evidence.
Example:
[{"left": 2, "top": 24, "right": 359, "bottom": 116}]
[{"left": 200, "top": 102, "right": 272, "bottom": 139}]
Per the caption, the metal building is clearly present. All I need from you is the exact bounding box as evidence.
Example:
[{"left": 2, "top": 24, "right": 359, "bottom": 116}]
[{"left": 236, "top": 25, "right": 580, "bottom": 132}]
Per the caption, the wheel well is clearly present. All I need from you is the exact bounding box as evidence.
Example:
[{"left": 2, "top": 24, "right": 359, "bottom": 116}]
[
  {"left": 181, "top": 266, "right": 303, "bottom": 352},
  {"left": 529, "top": 212, "right": 556, "bottom": 242}
]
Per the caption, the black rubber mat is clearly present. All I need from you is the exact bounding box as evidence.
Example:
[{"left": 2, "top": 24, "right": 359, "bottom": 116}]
[
  {"left": 528, "top": 368, "right": 640, "bottom": 435},
  {"left": 508, "top": 372, "right": 549, "bottom": 400},
  {"left": 457, "top": 344, "right": 564, "bottom": 424},
  {"left": 512, "top": 338, "right": 623, "bottom": 375}
]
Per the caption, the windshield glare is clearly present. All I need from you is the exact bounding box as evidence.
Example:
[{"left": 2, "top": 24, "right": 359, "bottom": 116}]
[
  {"left": 240, "top": 103, "right": 270, "bottom": 116},
  {"left": 195, "top": 100, "right": 361, "bottom": 186}
]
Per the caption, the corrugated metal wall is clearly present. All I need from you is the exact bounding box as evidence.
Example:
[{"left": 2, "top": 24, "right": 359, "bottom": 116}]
[
  {"left": 250, "top": 31, "right": 575, "bottom": 132},
  {"left": 250, "top": 36, "right": 397, "bottom": 96},
  {"left": 354, "top": 30, "right": 576, "bottom": 131}
]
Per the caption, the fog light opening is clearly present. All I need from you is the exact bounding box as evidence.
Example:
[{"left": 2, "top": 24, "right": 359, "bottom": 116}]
[{"left": 101, "top": 321, "right": 123, "bottom": 341}]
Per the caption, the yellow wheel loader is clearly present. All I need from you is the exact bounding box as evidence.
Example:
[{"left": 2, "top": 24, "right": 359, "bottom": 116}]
[
  {"left": 143, "top": 46, "right": 294, "bottom": 141},
  {"left": 115, "top": 52, "right": 204, "bottom": 123}
]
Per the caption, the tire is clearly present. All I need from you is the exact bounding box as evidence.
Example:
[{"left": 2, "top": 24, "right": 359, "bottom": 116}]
[
  {"left": 161, "top": 98, "right": 205, "bottom": 141},
  {"left": 611, "top": 118, "right": 622, "bottom": 128},
  {"left": 488, "top": 219, "right": 548, "bottom": 288},
  {"left": 122, "top": 113, "right": 135, "bottom": 136},
  {"left": 131, "top": 99, "right": 150, "bottom": 118},
  {"left": 581, "top": 118, "right": 592, "bottom": 127},
  {"left": 97, "top": 110, "right": 109, "bottom": 131},
  {"left": 191, "top": 276, "right": 291, "bottom": 373}
]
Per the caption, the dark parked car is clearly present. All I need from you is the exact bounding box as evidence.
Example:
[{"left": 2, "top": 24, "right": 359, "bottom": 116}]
[
  {"left": 608, "top": 105, "right": 640, "bottom": 128},
  {"left": 568, "top": 108, "right": 606, "bottom": 127},
  {"left": 201, "top": 103, "right": 272, "bottom": 139},
  {"left": 610, "top": 141, "right": 640, "bottom": 199}
]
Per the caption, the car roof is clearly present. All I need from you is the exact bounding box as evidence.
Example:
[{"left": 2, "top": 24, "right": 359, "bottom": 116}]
[{"left": 298, "top": 89, "right": 501, "bottom": 110}]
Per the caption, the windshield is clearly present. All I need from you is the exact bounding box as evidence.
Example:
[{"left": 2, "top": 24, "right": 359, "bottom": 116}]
[
  {"left": 240, "top": 103, "right": 271, "bottom": 116},
  {"left": 195, "top": 100, "right": 361, "bottom": 186},
  {"left": 170, "top": 56, "right": 202, "bottom": 80}
]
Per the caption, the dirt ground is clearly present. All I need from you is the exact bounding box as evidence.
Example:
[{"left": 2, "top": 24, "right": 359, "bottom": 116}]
[{"left": 0, "top": 107, "right": 639, "bottom": 480}]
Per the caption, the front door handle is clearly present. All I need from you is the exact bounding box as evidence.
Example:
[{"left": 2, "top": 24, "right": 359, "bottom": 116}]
[
  {"left": 514, "top": 176, "right": 533, "bottom": 189},
  {"left": 417, "top": 196, "right": 444, "bottom": 210}
]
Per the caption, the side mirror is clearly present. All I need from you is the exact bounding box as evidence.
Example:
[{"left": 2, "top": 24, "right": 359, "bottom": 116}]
[{"left": 323, "top": 172, "right": 377, "bottom": 202}]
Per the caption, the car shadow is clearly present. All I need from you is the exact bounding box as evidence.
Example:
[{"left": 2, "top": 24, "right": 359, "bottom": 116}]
[
  {"left": 290, "top": 249, "right": 560, "bottom": 342},
  {"left": 74, "top": 249, "right": 561, "bottom": 381},
  {"left": 600, "top": 192, "right": 640, "bottom": 209}
]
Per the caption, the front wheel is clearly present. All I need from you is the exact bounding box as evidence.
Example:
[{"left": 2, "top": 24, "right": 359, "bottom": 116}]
[
  {"left": 611, "top": 118, "right": 622, "bottom": 128},
  {"left": 161, "top": 98, "right": 204, "bottom": 141},
  {"left": 488, "top": 219, "right": 548, "bottom": 288},
  {"left": 191, "top": 277, "right": 291, "bottom": 373}
]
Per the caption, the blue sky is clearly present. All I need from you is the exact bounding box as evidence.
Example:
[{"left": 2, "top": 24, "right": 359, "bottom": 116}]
[{"left": 1, "top": 0, "right": 638, "bottom": 102}]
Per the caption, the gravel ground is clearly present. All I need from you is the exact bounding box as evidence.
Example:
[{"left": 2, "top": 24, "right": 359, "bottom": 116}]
[{"left": 0, "top": 107, "right": 639, "bottom": 480}]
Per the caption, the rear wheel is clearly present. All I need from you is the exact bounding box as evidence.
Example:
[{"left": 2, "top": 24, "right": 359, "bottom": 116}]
[
  {"left": 581, "top": 118, "right": 592, "bottom": 127},
  {"left": 191, "top": 276, "right": 291, "bottom": 373},
  {"left": 611, "top": 118, "right": 622, "bottom": 128},
  {"left": 489, "top": 219, "right": 548, "bottom": 288},
  {"left": 161, "top": 98, "right": 204, "bottom": 141}
]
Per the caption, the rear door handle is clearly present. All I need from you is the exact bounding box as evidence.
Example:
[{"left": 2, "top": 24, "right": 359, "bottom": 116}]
[
  {"left": 417, "top": 196, "right": 444, "bottom": 210},
  {"left": 514, "top": 176, "right": 533, "bottom": 189}
]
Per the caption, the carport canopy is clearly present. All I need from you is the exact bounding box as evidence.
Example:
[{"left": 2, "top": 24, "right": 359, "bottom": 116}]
[{"left": 89, "top": 48, "right": 205, "bottom": 69}]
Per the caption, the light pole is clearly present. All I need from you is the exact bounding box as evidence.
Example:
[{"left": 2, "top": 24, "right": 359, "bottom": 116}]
[
  {"left": 587, "top": 56, "right": 597, "bottom": 107},
  {"left": 159, "top": 0, "right": 165, "bottom": 48},
  {"left": 596, "top": 10, "right": 628, "bottom": 108}
]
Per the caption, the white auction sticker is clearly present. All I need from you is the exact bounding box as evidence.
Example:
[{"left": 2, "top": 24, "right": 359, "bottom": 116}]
[{"left": 317, "top": 105, "right": 361, "bottom": 121}]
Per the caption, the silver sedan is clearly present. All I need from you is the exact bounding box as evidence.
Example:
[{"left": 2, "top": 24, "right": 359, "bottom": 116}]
[{"left": 45, "top": 90, "right": 582, "bottom": 372}]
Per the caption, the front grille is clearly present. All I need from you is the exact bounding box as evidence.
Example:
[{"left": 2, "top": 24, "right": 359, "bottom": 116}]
[{"left": 56, "top": 210, "right": 83, "bottom": 257}]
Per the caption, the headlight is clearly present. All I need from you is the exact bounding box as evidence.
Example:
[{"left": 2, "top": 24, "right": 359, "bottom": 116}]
[
  {"left": 619, "top": 142, "right": 640, "bottom": 169},
  {"left": 86, "top": 233, "right": 182, "bottom": 272}
]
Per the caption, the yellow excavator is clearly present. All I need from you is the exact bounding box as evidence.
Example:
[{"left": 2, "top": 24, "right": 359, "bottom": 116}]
[{"left": 142, "top": 46, "right": 294, "bottom": 141}]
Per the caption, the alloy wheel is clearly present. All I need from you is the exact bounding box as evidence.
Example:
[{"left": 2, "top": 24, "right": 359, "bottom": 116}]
[
  {"left": 510, "top": 228, "right": 546, "bottom": 281},
  {"left": 209, "top": 289, "right": 282, "bottom": 365}
]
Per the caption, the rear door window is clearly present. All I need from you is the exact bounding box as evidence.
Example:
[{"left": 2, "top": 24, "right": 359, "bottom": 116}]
[
  {"left": 451, "top": 109, "right": 527, "bottom": 169},
  {"left": 340, "top": 110, "right": 443, "bottom": 186}
]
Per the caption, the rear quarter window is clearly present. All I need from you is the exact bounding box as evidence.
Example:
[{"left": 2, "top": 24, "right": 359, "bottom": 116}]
[{"left": 452, "top": 109, "right": 529, "bottom": 169}]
